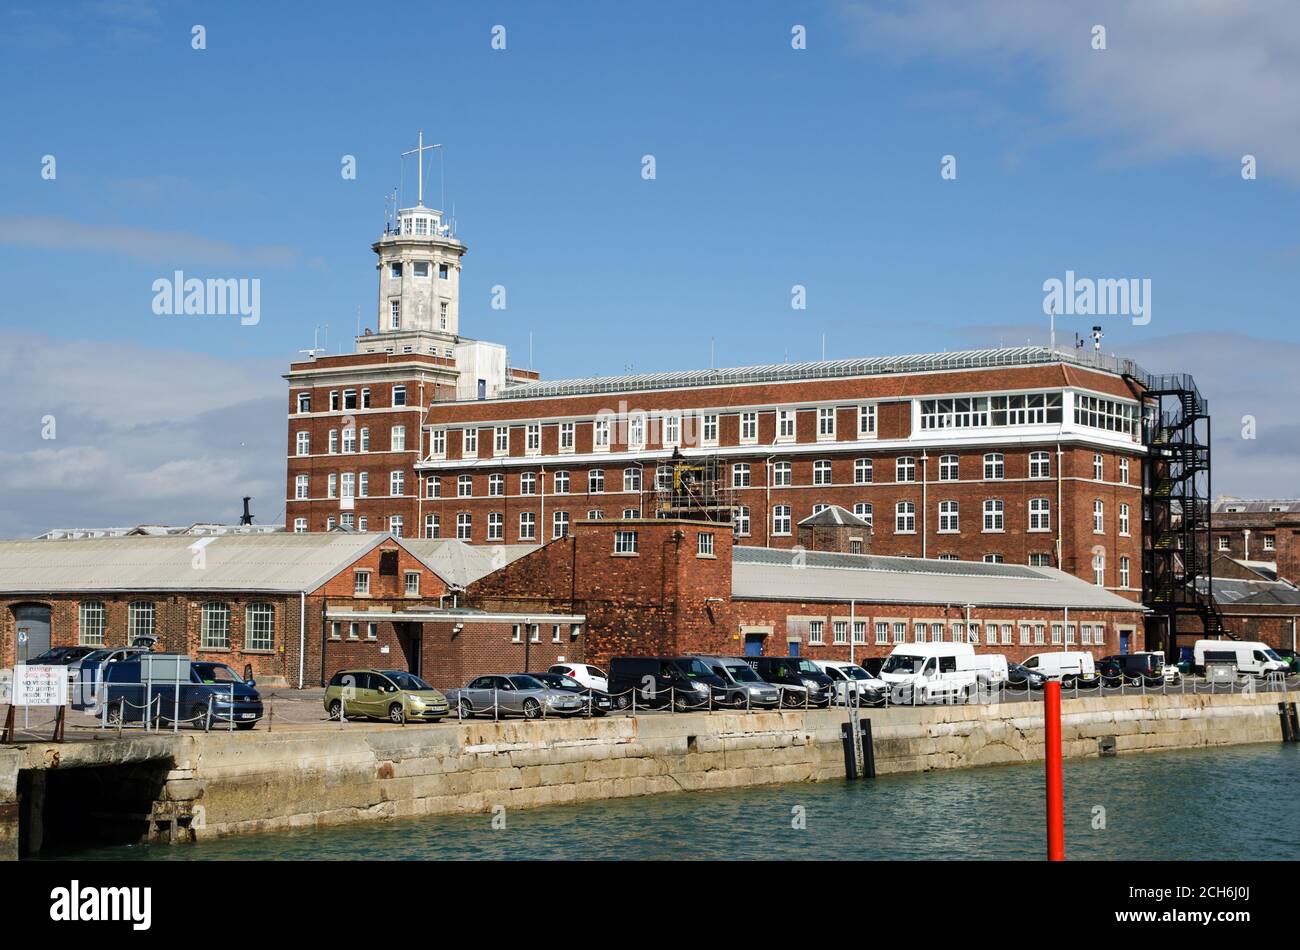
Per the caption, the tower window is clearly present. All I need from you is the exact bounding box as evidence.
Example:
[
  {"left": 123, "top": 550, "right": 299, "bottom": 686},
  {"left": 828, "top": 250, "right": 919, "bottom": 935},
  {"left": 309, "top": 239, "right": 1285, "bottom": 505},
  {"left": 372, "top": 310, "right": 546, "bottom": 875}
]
[
  {"left": 413, "top": 261, "right": 430, "bottom": 277},
  {"left": 389, "top": 300, "right": 400, "bottom": 329},
  {"left": 389, "top": 263, "right": 402, "bottom": 278},
  {"left": 439, "top": 263, "right": 449, "bottom": 279}
]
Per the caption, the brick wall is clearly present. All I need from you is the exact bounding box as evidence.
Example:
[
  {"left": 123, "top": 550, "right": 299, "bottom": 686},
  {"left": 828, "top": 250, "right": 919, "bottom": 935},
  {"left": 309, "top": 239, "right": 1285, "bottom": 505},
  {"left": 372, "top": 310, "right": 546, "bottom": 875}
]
[
  {"left": 0, "top": 593, "right": 300, "bottom": 685},
  {"left": 732, "top": 599, "right": 1146, "bottom": 663}
]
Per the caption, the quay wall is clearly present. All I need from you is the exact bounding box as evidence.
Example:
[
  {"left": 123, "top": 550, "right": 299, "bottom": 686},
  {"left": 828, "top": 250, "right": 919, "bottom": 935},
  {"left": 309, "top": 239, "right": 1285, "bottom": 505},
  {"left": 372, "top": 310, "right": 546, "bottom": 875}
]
[{"left": 1, "top": 691, "right": 1292, "bottom": 854}]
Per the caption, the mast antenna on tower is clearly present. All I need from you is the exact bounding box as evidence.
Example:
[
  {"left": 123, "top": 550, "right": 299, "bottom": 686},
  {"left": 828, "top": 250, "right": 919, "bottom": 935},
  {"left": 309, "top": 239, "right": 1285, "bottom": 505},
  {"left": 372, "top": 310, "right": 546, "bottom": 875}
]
[{"left": 401, "top": 130, "right": 442, "bottom": 208}]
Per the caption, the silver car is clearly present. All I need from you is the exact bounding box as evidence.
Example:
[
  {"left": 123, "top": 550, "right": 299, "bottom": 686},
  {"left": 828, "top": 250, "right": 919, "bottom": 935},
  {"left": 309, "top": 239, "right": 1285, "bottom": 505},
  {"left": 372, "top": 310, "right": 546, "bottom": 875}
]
[
  {"left": 68, "top": 646, "right": 151, "bottom": 710},
  {"left": 446, "top": 674, "right": 585, "bottom": 719}
]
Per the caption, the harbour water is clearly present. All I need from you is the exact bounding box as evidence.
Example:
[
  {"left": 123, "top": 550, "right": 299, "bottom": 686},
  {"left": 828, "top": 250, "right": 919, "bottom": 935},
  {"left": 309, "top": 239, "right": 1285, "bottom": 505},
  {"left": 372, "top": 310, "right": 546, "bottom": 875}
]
[{"left": 49, "top": 743, "right": 1300, "bottom": 861}]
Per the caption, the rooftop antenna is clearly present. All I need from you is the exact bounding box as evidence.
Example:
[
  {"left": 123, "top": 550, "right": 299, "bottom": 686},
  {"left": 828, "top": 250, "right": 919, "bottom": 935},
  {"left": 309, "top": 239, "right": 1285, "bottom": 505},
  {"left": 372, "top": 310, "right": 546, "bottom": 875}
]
[
  {"left": 821, "top": 333, "right": 826, "bottom": 360},
  {"left": 710, "top": 337, "right": 715, "bottom": 368},
  {"left": 356, "top": 305, "right": 361, "bottom": 337},
  {"left": 1048, "top": 299, "right": 1057, "bottom": 352},
  {"left": 529, "top": 332, "right": 533, "bottom": 370},
  {"left": 401, "top": 130, "right": 442, "bottom": 208},
  {"left": 1092, "top": 325, "right": 1103, "bottom": 352},
  {"left": 298, "top": 325, "right": 325, "bottom": 359}
]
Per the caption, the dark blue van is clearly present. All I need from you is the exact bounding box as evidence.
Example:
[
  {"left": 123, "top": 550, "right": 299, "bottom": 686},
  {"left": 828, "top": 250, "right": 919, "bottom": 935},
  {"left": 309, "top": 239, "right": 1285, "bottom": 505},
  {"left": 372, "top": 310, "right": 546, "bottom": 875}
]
[{"left": 101, "top": 656, "right": 263, "bottom": 729}]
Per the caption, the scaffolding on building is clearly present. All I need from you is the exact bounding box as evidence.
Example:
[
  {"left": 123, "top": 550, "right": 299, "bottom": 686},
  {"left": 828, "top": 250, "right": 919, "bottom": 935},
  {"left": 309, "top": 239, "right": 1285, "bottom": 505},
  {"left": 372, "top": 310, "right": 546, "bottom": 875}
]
[{"left": 654, "top": 449, "right": 736, "bottom": 525}]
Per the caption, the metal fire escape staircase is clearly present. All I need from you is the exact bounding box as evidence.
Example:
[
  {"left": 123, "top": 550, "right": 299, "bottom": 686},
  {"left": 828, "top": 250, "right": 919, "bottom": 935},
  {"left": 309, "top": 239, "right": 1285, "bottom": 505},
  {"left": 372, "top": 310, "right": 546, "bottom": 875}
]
[{"left": 1135, "top": 373, "right": 1230, "bottom": 653}]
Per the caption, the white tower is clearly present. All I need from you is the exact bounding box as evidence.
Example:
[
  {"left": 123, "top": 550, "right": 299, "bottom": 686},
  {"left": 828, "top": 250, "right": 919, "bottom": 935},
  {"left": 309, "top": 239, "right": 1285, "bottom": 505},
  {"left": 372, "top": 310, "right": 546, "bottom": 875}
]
[{"left": 371, "top": 131, "right": 466, "bottom": 340}]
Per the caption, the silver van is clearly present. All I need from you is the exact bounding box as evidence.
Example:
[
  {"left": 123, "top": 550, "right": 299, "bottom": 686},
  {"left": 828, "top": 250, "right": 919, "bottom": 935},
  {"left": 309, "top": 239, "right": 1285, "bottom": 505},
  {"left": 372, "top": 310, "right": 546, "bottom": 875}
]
[{"left": 690, "top": 655, "right": 782, "bottom": 708}]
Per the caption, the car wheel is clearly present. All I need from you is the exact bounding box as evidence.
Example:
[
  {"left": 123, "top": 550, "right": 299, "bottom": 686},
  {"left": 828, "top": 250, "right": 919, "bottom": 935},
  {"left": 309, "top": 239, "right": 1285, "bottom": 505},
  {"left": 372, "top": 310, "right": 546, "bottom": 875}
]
[
  {"left": 388, "top": 703, "right": 405, "bottom": 724},
  {"left": 106, "top": 704, "right": 124, "bottom": 727},
  {"left": 458, "top": 699, "right": 474, "bottom": 720},
  {"left": 522, "top": 698, "right": 542, "bottom": 719},
  {"left": 191, "top": 704, "right": 209, "bottom": 730},
  {"left": 613, "top": 693, "right": 631, "bottom": 710},
  {"left": 327, "top": 699, "right": 343, "bottom": 721},
  {"left": 673, "top": 693, "right": 691, "bottom": 712},
  {"left": 1127, "top": 676, "right": 1142, "bottom": 688}
]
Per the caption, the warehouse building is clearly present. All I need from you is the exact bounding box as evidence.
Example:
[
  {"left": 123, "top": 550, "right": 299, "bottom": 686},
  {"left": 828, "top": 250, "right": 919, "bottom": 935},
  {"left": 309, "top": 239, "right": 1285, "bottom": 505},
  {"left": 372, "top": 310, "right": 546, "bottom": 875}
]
[
  {"left": 0, "top": 532, "right": 582, "bottom": 689},
  {"left": 467, "top": 514, "right": 1148, "bottom": 667}
]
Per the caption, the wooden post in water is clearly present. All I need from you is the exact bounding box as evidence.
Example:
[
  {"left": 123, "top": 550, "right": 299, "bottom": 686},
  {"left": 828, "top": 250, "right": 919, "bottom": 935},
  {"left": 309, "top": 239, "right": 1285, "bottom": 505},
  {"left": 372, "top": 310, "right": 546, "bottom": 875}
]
[{"left": 1044, "top": 680, "right": 1065, "bottom": 861}]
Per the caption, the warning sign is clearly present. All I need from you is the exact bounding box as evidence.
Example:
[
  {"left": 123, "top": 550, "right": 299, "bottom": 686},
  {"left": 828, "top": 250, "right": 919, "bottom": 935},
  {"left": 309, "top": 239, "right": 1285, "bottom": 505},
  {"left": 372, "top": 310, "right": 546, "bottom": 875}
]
[{"left": 11, "top": 665, "right": 69, "bottom": 707}]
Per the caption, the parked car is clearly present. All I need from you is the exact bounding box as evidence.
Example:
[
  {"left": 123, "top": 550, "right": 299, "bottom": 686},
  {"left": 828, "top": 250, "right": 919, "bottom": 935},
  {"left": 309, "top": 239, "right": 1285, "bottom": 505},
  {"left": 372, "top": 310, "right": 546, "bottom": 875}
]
[
  {"left": 1192, "top": 639, "right": 1289, "bottom": 677},
  {"left": 1022, "top": 651, "right": 1099, "bottom": 688},
  {"left": 25, "top": 646, "right": 98, "bottom": 665},
  {"left": 811, "top": 659, "right": 886, "bottom": 706},
  {"left": 1006, "top": 661, "right": 1047, "bottom": 690},
  {"left": 1099, "top": 652, "right": 1171, "bottom": 687},
  {"left": 691, "top": 655, "right": 782, "bottom": 708},
  {"left": 1272, "top": 647, "right": 1300, "bottom": 674},
  {"left": 607, "top": 656, "right": 729, "bottom": 711},
  {"left": 324, "top": 669, "right": 450, "bottom": 722},
  {"left": 860, "top": 657, "right": 887, "bottom": 678},
  {"left": 101, "top": 656, "right": 263, "bottom": 729},
  {"left": 520, "top": 671, "right": 611, "bottom": 716},
  {"left": 446, "top": 674, "right": 586, "bottom": 719},
  {"left": 878, "top": 643, "right": 979, "bottom": 704},
  {"left": 742, "top": 656, "right": 833, "bottom": 708},
  {"left": 547, "top": 663, "right": 609, "bottom": 692},
  {"left": 69, "top": 646, "right": 153, "bottom": 710}
]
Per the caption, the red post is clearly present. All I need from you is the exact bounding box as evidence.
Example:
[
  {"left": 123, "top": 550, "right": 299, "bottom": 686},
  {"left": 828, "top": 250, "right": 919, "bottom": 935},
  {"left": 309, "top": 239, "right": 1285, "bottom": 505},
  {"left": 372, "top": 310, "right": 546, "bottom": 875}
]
[{"left": 1044, "top": 680, "right": 1065, "bottom": 861}]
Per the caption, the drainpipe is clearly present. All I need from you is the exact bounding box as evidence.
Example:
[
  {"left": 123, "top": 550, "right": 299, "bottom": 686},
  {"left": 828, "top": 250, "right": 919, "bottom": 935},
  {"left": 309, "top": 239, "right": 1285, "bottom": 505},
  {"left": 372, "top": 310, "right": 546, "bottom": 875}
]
[
  {"left": 849, "top": 599, "right": 855, "bottom": 664},
  {"left": 764, "top": 454, "right": 775, "bottom": 546},
  {"left": 1063, "top": 605, "right": 1069, "bottom": 652},
  {"left": 1055, "top": 443, "right": 1064, "bottom": 569},
  {"left": 297, "top": 590, "right": 306, "bottom": 688},
  {"left": 920, "top": 452, "right": 928, "bottom": 559},
  {"left": 540, "top": 465, "right": 546, "bottom": 543},
  {"left": 1243, "top": 528, "right": 1251, "bottom": 560}
]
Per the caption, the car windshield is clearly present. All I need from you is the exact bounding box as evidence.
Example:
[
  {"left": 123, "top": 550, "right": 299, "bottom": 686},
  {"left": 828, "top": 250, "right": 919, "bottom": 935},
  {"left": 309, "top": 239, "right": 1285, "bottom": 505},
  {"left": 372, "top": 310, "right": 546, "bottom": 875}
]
[
  {"left": 678, "top": 659, "right": 713, "bottom": 679},
  {"left": 791, "top": 659, "right": 821, "bottom": 675},
  {"left": 881, "top": 654, "right": 925, "bottom": 674},
  {"left": 81, "top": 650, "right": 113, "bottom": 663},
  {"left": 193, "top": 663, "right": 240, "bottom": 684},
  {"left": 1264, "top": 649, "right": 1284, "bottom": 662},
  {"left": 508, "top": 675, "right": 545, "bottom": 690},
  {"left": 843, "top": 666, "right": 873, "bottom": 680},
  {"left": 727, "top": 664, "right": 761, "bottom": 683},
  {"left": 386, "top": 672, "right": 432, "bottom": 690},
  {"left": 552, "top": 675, "right": 581, "bottom": 689}
]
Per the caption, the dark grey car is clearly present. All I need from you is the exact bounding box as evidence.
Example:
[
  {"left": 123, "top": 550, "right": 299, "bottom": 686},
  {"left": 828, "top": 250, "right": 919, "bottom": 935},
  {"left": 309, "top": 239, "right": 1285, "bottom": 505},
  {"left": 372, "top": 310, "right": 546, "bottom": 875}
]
[{"left": 445, "top": 674, "right": 586, "bottom": 719}]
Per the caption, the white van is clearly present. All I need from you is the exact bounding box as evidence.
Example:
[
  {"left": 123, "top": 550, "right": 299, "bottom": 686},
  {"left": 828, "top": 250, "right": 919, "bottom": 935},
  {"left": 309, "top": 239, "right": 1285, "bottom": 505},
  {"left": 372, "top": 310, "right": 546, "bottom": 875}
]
[
  {"left": 1192, "top": 640, "right": 1288, "bottom": 677},
  {"left": 878, "top": 643, "right": 979, "bottom": 703},
  {"left": 1022, "top": 651, "right": 1098, "bottom": 687},
  {"left": 956, "top": 653, "right": 1009, "bottom": 687},
  {"left": 812, "top": 659, "right": 887, "bottom": 705}
]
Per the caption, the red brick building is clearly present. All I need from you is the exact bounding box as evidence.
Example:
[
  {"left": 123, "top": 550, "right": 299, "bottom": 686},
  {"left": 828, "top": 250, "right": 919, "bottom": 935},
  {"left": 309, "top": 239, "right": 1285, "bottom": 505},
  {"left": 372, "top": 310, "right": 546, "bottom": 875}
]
[
  {"left": 0, "top": 533, "right": 581, "bottom": 690},
  {"left": 1211, "top": 497, "right": 1300, "bottom": 585},
  {"left": 465, "top": 516, "right": 1147, "bottom": 668}
]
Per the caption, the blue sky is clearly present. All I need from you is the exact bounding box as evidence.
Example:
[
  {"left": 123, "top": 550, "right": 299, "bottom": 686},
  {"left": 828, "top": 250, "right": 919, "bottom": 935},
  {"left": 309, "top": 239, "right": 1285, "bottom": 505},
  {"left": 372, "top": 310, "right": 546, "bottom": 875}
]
[{"left": 1, "top": 0, "right": 1298, "bottom": 533}]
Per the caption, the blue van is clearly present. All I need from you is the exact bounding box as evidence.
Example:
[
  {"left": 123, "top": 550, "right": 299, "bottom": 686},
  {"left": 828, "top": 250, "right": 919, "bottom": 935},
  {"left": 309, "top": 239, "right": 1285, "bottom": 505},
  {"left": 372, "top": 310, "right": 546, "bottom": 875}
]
[{"left": 101, "top": 656, "right": 264, "bottom": 730}]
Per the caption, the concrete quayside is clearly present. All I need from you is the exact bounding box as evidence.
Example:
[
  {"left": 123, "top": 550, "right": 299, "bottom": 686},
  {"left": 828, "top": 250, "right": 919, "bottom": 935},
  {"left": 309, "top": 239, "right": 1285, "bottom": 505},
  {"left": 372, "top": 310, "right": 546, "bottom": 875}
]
[{"left": 2, "top": 690, "right": 1295, "bottom": 859}]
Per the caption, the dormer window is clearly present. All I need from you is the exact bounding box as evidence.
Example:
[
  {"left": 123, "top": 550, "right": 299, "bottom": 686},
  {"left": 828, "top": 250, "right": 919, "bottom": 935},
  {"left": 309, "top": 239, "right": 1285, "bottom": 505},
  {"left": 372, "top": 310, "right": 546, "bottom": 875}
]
[{"left": 414, "top": 217, "right": 428, "bottom": 236}]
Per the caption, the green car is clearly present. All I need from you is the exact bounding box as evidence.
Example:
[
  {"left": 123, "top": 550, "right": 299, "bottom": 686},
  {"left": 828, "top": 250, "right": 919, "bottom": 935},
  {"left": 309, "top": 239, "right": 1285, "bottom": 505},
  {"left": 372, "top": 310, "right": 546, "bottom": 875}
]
[{"left": 324, "top": 669, "right": 449, "bottom": 723}]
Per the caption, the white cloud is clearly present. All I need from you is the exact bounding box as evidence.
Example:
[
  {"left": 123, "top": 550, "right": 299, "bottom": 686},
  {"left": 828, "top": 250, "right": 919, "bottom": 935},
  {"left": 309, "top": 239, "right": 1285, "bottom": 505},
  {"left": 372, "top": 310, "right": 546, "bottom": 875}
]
[
  {"left": 839, "top": 0, "right": 1300, "bottom": 183},
  {"left": 0, "top": 217, "right": 301, "bottom": 268},
  {"left": 0, "top": 334, "right": 285, "bottom": 537}
]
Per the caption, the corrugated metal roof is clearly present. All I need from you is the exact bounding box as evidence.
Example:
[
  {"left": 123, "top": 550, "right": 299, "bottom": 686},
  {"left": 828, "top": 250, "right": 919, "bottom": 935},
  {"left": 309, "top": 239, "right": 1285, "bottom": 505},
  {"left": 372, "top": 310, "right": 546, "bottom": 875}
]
[
  {"left": 402, "top": 540, "right": 538, "bottom": 588},
  {"left": 491, "top": 346, "right": 1151, "bottom": 402},
  {"left": 0, "top": 533, "right": 398, "bottom": 594},
  {"left": 732, "top": 547, "right": 1141, "bottom": 610},
  {"left": 1196, "top": 576, "right": 1300, "bottom": 608},
  {"left": 1213, "top": 498, "right": 1300, "bottom": 514}
]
